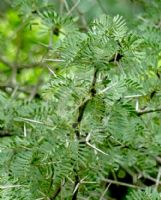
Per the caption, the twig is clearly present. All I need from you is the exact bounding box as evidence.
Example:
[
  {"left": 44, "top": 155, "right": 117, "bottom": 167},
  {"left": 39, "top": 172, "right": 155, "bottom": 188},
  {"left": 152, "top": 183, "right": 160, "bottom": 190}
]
[
  {"left": 23, "top": 123, "right": 27, "bottom": 137},
  {"left": 15, "top": 117, "right": 55, "bottom": 128},
  {"left": 72, "top": 174, "right": 80, "bottom": 200},
  {"left": 49, "top": 185, "right": 61, "bottom": 200},
  {"left": 71, "top": 0, "right": 88, "bottom": 31},
  {"left": 72, "top": 177, "right": 97, "bottom": 199},
  {"left": 135, "top": 98, "right": 139, "bottom": 112},
  {"left": 155, "top": 156, "right": 161, "bottom": 164},
  {"left": 144, "top": 174, "right": 161, "bottom": 185},
  {"left": 134, "top": 166, "right": 161, "bottom": 185},
  {"left": 47, "top": 66, "right": 57, "bottom": 77},
  {"left": 82, "top": 181, "right": 97, "bottom": 184},
  {"left": 63, "top": 0, "right": 70, "bottom": 12},
  {"left": 156, "top": 167, "right": 161, "bottom": 190},
  {"left": 103, "top": 178, "right": 143, "bottom": 189},
  {"left": 17, "top": 117, "right": 45, "bottom": 125},
  {"left": 72, "top": 176, "right": 87, "bottom": 196},
  {"left": 98, "top": 83, "right": 117, "bottom": 95},
  {"left": 43, "top": 59, "right": 65, "bottom": 62},
  {"left": 11, "top": 85, "right": 18, "bottom": 98},
  {"left": 136, "top": 107, "right": 161, "bottom": 115},
  {"left": 95, "top": 0, "right": 108, "bottom": 14},
  {"left": 60, "top": 0, "right": 64, "bottom": 15},
  {"left": 0, "top": 185, "right": 26, "bottom": 189},
  {"left": 99, "top": 183, "right": 111, "bottom": 200},
  {"left": 67, "top": 0, "right": 80, "bottom": 16},
  {"left": 134, "top": 96, "right": 161, "bottom": 115},
  {"left": 66, "top": 176, "right": 74, "bottom": 184},
  {"left": 124, "top": 94, "right": 144, "bottom": 99}
]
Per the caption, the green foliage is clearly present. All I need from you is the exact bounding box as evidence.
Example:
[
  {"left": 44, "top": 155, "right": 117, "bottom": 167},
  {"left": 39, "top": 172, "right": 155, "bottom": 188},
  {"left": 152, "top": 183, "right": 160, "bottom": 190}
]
[
  {"left": 126, "top": 188, "right": 161, "bottom": 200},
  {"left": 0, "top": 0, "right": 161, "bottom": 199}
]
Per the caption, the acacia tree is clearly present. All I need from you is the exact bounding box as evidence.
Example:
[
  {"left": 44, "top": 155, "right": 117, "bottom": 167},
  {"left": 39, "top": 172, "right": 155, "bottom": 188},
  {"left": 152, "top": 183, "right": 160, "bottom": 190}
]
[{"left": 0, "top": 0, "right": 161, "bottom": 199}]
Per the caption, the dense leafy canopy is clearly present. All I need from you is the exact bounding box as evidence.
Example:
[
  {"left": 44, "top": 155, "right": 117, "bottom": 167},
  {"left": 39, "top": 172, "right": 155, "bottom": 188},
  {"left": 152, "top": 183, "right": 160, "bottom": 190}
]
[{"left": 0, "top": 0, "right": 161, "bottom": 199}]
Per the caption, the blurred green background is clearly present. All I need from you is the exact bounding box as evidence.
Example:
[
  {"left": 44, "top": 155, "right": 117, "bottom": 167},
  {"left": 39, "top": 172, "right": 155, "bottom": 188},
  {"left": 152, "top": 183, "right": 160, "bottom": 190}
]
[{"left": 0, "top": 0, "right": 159, "bottom": 100}]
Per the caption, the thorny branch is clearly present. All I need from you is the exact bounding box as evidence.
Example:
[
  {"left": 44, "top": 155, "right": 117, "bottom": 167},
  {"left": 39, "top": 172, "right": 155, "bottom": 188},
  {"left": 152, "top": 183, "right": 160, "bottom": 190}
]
[
  {"left": 71, "top": 67, "right": 98, "bottom": 199},
  {"left": 136, "top": 107, "right": 161, "bottom": 115}
]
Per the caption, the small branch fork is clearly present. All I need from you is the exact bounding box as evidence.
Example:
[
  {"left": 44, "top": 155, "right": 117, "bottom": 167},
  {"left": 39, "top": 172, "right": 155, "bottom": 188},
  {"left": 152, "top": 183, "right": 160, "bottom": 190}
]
[
  {"left": 72, "top": 174, "right": 80, "bottom": 200},
  {"left": 72, "top": 176, "right": 97, "bottom": 198},
  {"left": 135, "top": 98, "right": 161, "bottom": 116},
  {"left": 137, "top": 107, "right": 161, "bottom": 115}
]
